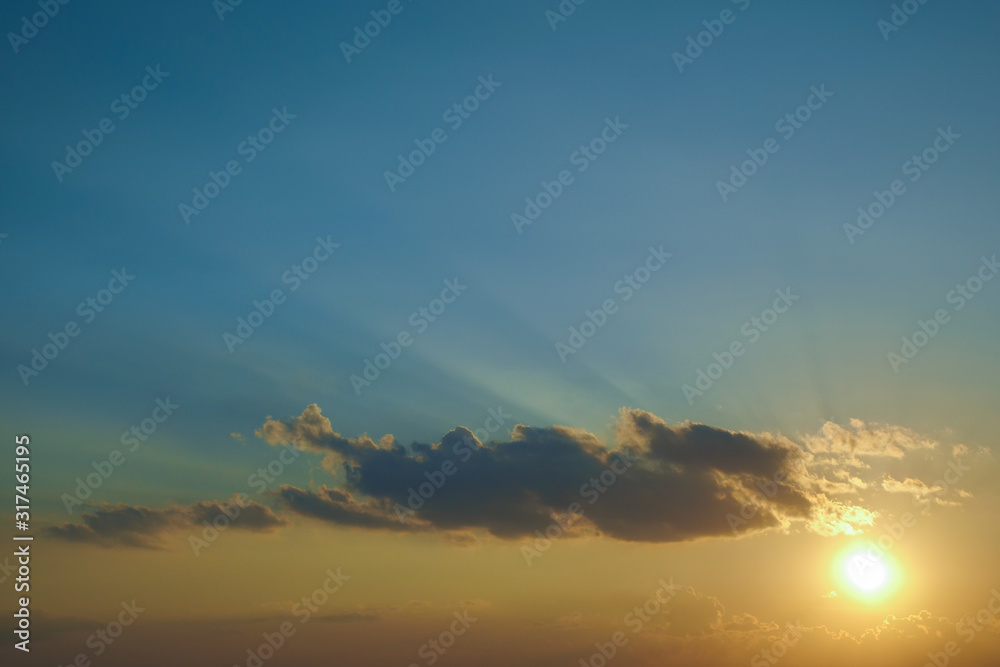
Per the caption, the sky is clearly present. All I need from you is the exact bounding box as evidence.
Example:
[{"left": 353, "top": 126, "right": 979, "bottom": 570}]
[{"left": 1, "top": 1, "right": 999, "bottom": 665}]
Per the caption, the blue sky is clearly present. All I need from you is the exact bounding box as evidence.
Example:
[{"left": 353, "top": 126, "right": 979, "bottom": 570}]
[{"left": 3, "top": 0, "right": 1000, "bottom": 514}]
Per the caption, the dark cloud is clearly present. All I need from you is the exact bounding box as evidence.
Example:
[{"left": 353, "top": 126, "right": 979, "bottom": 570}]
[
  {"left": 47, "top": 505, "right": 189, "bottom": 548},
  {"left": 188, "top": 498, "right": 288, "bottom": 531},
  {"left": 276, "top": 486, "right": 418, "bottom": 532},
  {"left": 255, "top": 405, "right": 864, "bottom": 542},
  {"left": 47, "top": 495, "right": 287, "bottom": 548},
  {"left": 52, "top": 408, "right": 944, "bottom": 548}
]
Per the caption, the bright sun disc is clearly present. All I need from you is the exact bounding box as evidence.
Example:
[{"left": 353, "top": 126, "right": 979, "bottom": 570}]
[{"left": 846, "top": 553, "right": 887, "bottom": 592}]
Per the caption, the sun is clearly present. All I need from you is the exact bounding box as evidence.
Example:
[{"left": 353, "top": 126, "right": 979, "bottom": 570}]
[
  {"left": 846, "top": 553, "right": 887, "bottom": 592},
  {"left": 832, "top": 546, "right": 901, "bottom": 602}
]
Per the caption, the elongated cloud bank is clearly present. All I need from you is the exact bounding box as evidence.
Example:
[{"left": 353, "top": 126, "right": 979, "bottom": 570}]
[
  {"left": 47, "top": 496, "right": 286, "bottom": 548},
  {"left": 50, "top": 409, "right": 970, "bottom": 549},
  {"left": 252, "top": 405, "right": 945, "bottom": 542}
]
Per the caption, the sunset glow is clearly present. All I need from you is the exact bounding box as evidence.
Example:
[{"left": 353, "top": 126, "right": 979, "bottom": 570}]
[{"left": 3, "top": 1, "right": 999, "bottom": 666}]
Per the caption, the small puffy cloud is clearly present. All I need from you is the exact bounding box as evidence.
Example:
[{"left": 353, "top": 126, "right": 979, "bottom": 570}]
[
  {"left": 805, "top": 496, "right": 876, "bottom": 536},
  {"left": 804, "top": 419, "right": 937, "bottom": 468},
  {"left": 881, "top": 476, "right": 944, "bottom": 496}
]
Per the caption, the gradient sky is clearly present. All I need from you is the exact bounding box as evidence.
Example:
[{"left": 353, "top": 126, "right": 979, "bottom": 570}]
[{"left": 2, "top": 1, "right": 1000, "bottom": 666}]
